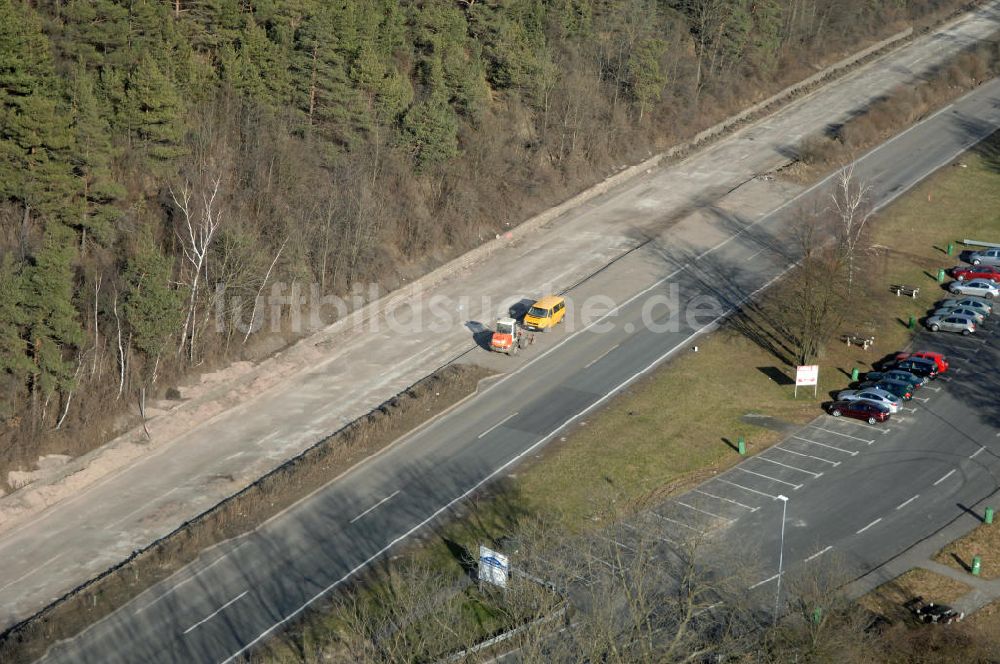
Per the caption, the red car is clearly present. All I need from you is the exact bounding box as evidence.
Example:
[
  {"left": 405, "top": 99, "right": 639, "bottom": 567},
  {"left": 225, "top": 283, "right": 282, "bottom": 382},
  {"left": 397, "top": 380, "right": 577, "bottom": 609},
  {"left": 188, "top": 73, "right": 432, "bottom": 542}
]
[
  {"left": 828, "top": 400, "right": 891, "bottom": 424},
  {"left": 894, "top": 351, "right": 949, "bottom": 374},
  {"left": 951, "top": 265, "right": 1000, "bottom": 282}
]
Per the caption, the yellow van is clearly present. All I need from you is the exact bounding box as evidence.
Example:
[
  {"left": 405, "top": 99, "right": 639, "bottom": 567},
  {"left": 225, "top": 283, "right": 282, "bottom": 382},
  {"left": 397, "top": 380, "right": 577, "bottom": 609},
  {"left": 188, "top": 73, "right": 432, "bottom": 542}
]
[{"left": 523, "top": 295, "right": 566, "bottom": 331}]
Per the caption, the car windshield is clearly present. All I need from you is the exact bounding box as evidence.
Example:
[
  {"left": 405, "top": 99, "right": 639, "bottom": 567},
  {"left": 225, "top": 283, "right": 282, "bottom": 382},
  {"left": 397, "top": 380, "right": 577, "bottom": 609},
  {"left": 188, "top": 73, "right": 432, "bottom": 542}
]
[
  {"left": 497, "top": 322, "right": 514, "bottom": 334},
  {"left": 527, "top": 306, "right": 549, "bottom": 318}
]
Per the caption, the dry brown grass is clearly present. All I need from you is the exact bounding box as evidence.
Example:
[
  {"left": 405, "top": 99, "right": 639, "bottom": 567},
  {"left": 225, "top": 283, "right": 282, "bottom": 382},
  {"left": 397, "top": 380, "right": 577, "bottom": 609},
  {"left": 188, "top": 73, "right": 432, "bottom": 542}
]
[
  {"left": 0, "top": 363, "right": 492, "bottom": 664},
  {"left": 935, "top": 522, "right": 1000, "bottom": 580}
]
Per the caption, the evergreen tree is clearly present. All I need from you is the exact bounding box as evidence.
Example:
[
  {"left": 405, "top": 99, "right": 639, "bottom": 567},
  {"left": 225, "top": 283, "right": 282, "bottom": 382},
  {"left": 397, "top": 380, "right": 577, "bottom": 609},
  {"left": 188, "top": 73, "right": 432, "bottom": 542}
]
[
  {"left": 402, "top": 86, "right": 459, "bottom": 169},
  {"left": 628, "top": 38, "right": 667, "bottom": 120},
  {"left": 220, "top": 16, "right": 291, "bottom": 105},
  {"left": 22, "top": 222, "right": 83, "bottom": 405},
  {"left": 69, "top": 64, "right": 125, "bottom": 247},
  {"left": 124, "top": 53, "right": 187, "bottom": 161},
  {"left": 57, "top": 0, "right": 129, "bottom": 69},
  {"left": 0, "top": 253, "right": 29, "bottom": 381},
  {"left": 123, "top": 229, "right": 182, "bottom": 366}
]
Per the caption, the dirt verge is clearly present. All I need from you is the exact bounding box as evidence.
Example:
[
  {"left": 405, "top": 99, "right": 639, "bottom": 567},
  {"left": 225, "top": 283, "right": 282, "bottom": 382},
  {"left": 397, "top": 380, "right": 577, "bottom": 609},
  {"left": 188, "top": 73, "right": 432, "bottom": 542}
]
[{"left": 0, "top": 363, "right": 492, "bottom": 664}]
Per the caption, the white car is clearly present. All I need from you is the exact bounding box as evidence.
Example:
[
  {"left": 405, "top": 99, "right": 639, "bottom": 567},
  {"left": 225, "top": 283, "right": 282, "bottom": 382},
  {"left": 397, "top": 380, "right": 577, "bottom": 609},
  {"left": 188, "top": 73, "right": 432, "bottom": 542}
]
[
  {"left": 948, "top": 279, "right": 999, "bottom": 299},
  {"left": 835, "top": 388, "right": 903, "bottom": 414},
  {"left": 968, "top": 248, "right": 1000, "bottom": 266}
]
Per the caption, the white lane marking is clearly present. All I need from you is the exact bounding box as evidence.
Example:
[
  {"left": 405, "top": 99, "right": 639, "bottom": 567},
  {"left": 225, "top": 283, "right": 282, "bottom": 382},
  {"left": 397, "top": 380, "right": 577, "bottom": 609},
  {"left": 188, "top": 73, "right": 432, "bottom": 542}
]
[
  {"left": 913, "top": 397, "right": 930, "bottom": 403},
  {"left": 183, "top": 591, "right": 249, "bottom": 635},
  {"left": 750, "top": 573, "right": 780, "bottom": 589},
  {"left": 109, "top": 488, "right": 181, "bottom": 528},
  {"left": 805, "top": 545, "right": 833, "bottom": 562},
  {"left": 650, "top": 511, "right": 705, "bottom": 534},
  {"left": 933, "top": 469, "right": 957, "bottom": 486},
  {"left": 856, "top": 518, "right": 882, "bottom": 534},
  {"left": 901, "top": 407, "right": 919, "bottom": 413},
  {"left": 736, "top": 466, "right": 803, "bottom": 489},
  {"left": 808, "top": 427, "right": 874, "bottom": 444},
  {"left": 925, "top": 386, "right": 942, "bottom": 392},
  {"left": 970, "top": 446, "right": 986, "bottom": 459},
  {"left": 715, "top": 478, "right": 776, "bottom": 499},
  {"left": 0, "top": 553, "right": 63, "bottom": 593},
  {"left": 137, "top": 543, "right": 249, "bottom": 614},
  {"left": 676, "top": 501, "right": 732, "bottom": 522},
  {"left": 695, "top": 489, "right": 759, "bottom": 512},
  {"left": 827, "top": 417, "right": 892, "bottom": 434},
  {"left": 755, "top": 456, "right": 822, "bottom": 478},
  {"left": 792, "top": 435, "right": 859, "bottom": 456},
  {"left": 585, "top": 344, "right": 619, "bottom": 369},
  {"left": 349, "top": 490, "right": 401, "bottom": 524},
  {"left": 745, "top": 248, "right": 765, "bottom": 261},
  {"left": 622, "top": 521, "right": 678, "bottom": 546},
  {"left": 775, "top": 446, "right": 840, "bottom": 467},
  {"left": 478, "top": 412, "right": 519, "bottom": 439},
  {"left": 896, "top": 495, "right": 920, "bottom": 510}
]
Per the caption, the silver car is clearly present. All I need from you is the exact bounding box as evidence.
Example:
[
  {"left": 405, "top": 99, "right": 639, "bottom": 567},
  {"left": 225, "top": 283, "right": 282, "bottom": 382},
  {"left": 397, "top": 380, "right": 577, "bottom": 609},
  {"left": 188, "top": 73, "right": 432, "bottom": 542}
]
[
  {"left": 931, "top": 306, "right": 986, "bottom": 324},
  {"left": 948, "top": 279, "right": 999, "bottom": 299},
  {"left": 940, "top": 297, "right": 993, "bottom": 316},
  {"left": 835, "top": 388, "right": 902, "bottom": 413},
  {"left": 926, "top": 314, "right": 977, "bottom": 335},
  {"left": 969, "top": 248, "right": 1000, "bottom": 266}
]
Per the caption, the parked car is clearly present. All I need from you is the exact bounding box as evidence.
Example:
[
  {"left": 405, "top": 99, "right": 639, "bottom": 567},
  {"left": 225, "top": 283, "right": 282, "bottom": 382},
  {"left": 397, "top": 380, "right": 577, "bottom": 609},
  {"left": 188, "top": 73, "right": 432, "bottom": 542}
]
[
  {"left": 948, "top": 279, "right": 999, "bottom": 299},
  {"left": 894, "top": 351, "right": 949, "bottom": 374},
  {"left": 864, "top": 369, "right": 926, "bottom": 388},
  {"left": 951, "top": 265, "right": 1000, "bottom": 282},
  {"left": 893, "top": 357, "right": 940, "bottom": 380},
  {"left": 835, "top": 388, "right": 902, "bottom": 413},
  {"left": 926, "top": 314, "right": 977, "bottom": 335},
  {"left": 828, "top": 400, "right": 891, "bottom": 424},
  {"left": 939, "top": 297, "right": 993, "bottom": 317},
  {"left": 930, "top": 306, "right": 986, "bottom": 325},
  {"left": 968, "top": 247, "right": 1000, "bottom": 266},
  {"left": 858, "top": 379, "right": 914, "bottom": 400}
]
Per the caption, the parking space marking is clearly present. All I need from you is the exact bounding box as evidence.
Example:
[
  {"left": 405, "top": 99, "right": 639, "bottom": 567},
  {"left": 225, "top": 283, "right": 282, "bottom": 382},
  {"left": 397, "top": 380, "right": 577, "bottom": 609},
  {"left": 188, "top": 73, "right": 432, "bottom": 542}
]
[
  {"left": 901, "top": 407, "right": 919, "bottom": 413},
  {"left": 912, "top": 397, "right": 930, "bottom": 403},
  {"left": 715, "top": 478, "right": 777, "bottom": 499},
  {"left": 805, "top": 545, "right": 833, "bottom": 562},
  {"left": 792, "top": 435, "right": 859, "bottom": 456},
  {"left": 755, "top": 455, "right": 822, "bottom": 477},
  {"left": 651, "top": 511, "right": 705, "bottom": 534},
  {"left": 623, "top": 521, "right": 678, "bottom": 546},
  {"left": 694, "top": 489, "right": 759, "bottom": 512},
  {"left": 856, "top": 518, "right": 882, "bottom": 534},
  {"left": 933, "top": 469, "right": 957, "bottom": 486},
  {"left": 896, "top": 494, "right": 920, "bottom": 510},
  {"left": 676, "top": 500, "right": 733, "bottom": 523},
  {"left": 925, "top": 386, "right": 942, "bottom": 392},
  {"left": 970, "top": 446, "right": 986, "bottom": 459},
  {"left": 825, "top": 418, "right": 891, "bottom": 434},
  {"left": 807, "top": 427, "right": 874, "bottom": 444},
  {"left": 736, "top": 466, "right": 803, "bottom": 489},
  {"left": 774, "top": 446, "right": 840, "bottom": 467}
]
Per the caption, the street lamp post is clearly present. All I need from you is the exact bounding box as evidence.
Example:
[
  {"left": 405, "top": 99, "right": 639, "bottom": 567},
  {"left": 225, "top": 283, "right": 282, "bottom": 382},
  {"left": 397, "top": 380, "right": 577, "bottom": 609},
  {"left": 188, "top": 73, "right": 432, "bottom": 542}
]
[{"left": 774, "top": 494, "right": 789, "bottom": 625}]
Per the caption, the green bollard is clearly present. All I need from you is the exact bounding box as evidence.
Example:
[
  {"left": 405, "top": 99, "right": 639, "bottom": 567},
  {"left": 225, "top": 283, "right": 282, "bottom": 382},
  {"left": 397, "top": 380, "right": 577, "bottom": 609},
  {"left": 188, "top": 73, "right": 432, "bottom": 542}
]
[
  {"left": 972, "top": 555, "right": 982, "bottom": 577},
  {"left": 908, "top": 315, "right": 916, "bottom": 330},
  {"left": 947, "top": 242, "right": 955, "bottom": 256},
  {"left": 986, "top": 507, "right": 994, "bottom": 525},
  {"left": 738, "top": 435, "right": 746, "bottom": 456},
  {"left": 851, "top": 367, "right": 860, "bottom": 382},
  {"left": 812, "top": 607, "right": 823, "bottom": 625},
  {"left": 937, "top": 268, "right": 946, "bottom": 283}
]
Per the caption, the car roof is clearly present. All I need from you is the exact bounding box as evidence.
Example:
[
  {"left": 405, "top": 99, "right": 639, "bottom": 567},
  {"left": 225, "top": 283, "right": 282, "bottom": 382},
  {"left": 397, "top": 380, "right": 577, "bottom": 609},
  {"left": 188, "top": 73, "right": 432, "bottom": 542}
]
[
  {"left": 496, "top": 317, "right": 517, "bottom": 325},
  {"left": 531, "top": 295, "right": 564, "bottom": 309}
]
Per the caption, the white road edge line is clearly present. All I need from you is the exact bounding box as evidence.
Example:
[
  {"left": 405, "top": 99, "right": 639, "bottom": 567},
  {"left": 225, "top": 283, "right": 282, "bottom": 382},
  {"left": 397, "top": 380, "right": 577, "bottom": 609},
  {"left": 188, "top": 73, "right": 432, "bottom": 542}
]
[
  {"left": 349, "top": 490, "right": 401, "bottom": 524},
  {"left": 478, "top": 413, "right": 519, "bottom": 439},
  {"left": 933, "top": 469, "right": 957, "bottom": 486},
  {"left": 896, "top": 494, "right": 920, "bottom": 510},
  {"left": 585, "top": 344, "right": 619, "bottom": 369},
  {"left": 183, "top": 591, "right": 249, "bottom": 635},
  {"left": 0, "top": 553, "right": 63, "bottom": 594},
  {"left": 856, "top": 518, "right": 882, "bottom": 534},
  {"left": 805, "top": 546, "right": 833, "bottom": 562}
]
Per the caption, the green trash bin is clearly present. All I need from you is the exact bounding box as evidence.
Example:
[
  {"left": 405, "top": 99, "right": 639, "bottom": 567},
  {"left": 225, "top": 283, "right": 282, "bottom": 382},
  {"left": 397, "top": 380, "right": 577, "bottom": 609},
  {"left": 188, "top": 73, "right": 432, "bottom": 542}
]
[
  {"left": 937, "top": 268, "right": 946, "bottom": 283},
  {"left": 947, "top": 242, "right": 955, "bottom": 256},
  {"left": 738, "top": 436, "right": 746, "bottom": 456},
  {"left": 986, "top": 507, "right": 994, "bottom": 525},
  {"left": 851, "top": 367, "right": 860, "bottom": 382},
  {"left": 908, "top": 315, "right": 916, "bottom": 330},
  {"left": 972, "top": 555, "right": 982, "bottom": 577}
]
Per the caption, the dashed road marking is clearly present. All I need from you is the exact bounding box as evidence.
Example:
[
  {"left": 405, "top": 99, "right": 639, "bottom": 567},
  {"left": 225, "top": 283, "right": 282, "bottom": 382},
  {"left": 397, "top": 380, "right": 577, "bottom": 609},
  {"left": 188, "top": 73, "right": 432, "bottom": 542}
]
[
  {"left": 736, "top": 466, "right": 803, "bottom": 489},
  {"left": 755, "top": 456, "right": 823, "bottom": 478},
  {"left": 805, "top": 545, "right": 833, "bottom": 562},
  {"left": 856, "top": 518, "right": 882, "bottom": 534},
  {"left": 585, "top": 344, "right": 619, "bottom": 368},
  {"left": 792, "top": 435, "right": 859, "bottom": 456},
  {"left": 478, "top": 412, "right": 519, "bottom": 439},
  {"left": 183, "top": 591, "right": 249, "bottom": 635},
  {"left": 349, "top": 490, "right": 401, "bottom": 524},
  {"left": 896, "top": 494, "right": 920, "bottom": 510},
  {"left": 695, "top": 489, "right": 759, "bottom": 512},
  {"left": 933, "top": 469, "right": 957, "bottom": 486}
]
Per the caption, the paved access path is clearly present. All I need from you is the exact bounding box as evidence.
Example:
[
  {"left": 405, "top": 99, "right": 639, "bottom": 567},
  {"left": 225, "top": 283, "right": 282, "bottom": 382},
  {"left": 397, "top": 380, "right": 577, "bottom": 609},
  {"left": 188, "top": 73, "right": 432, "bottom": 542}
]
[{"left": 3, "top": 0, "right": 1000, "bottom": 636}]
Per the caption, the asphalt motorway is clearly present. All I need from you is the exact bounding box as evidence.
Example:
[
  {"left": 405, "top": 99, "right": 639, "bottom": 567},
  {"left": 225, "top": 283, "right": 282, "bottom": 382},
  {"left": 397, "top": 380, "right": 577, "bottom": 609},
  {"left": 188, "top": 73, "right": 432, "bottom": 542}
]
[{"left": 39, "top": 79, "right": 1000, "bottom": 663}]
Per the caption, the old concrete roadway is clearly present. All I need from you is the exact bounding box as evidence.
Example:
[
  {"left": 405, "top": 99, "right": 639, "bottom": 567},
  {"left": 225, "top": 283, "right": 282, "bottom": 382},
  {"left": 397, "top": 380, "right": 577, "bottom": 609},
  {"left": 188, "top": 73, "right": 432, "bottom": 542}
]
[{"left": 38, "top": 75, "right": 1000, "bottom": 661}]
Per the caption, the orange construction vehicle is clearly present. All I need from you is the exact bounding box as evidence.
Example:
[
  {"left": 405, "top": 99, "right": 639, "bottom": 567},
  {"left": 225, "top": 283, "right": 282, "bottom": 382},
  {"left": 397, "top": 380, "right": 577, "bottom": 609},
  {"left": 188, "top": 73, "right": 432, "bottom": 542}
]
[{"left": 490, "top": 317, "right": 526, "bottom": 356}]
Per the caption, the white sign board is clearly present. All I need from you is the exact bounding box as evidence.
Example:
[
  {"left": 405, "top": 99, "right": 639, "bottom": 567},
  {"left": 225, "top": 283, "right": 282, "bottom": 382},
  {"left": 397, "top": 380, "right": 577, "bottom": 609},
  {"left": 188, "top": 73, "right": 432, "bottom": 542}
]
[
  {"left": 478, "top": 545, "right": 509, "bottom": 588},
  {"left": 795, "top": 365, "right": 819, "bottom": 398}
]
